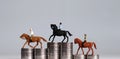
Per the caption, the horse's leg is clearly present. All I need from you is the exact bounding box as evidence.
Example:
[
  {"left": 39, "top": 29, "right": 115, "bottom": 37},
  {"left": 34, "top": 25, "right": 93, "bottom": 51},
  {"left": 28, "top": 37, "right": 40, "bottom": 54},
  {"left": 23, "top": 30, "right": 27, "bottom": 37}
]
[
  {"left": 66, "top": 35, "right": 69, "bottom": 43},
  {"left": 62, "top": 36, "right": 66, "bottom": 43},
  {"left": 28, "top": 42, "right": 34, "bottom": 48},
  {"left": 22, "top": 41, "right": 27, "bottom": 48},
  {"left": 76, "top": 47, "right": 80, "bottom": 56},
  {"left": 91, "top": 48, "right": 94, "bottom": 55},
  {"left": 39, "top": 42, "right": 42, "bottom": 48},
  {"left": 33, "top": 42, "right": 39, "bottom": 48},
  {"left": 86, "top": 48, "right": 90, "bottom": 55},
  {"left": 49, "top": 35, "right": 53, "bottom": 41},
  {"left": 81, "top": 48, "right": 84, "bottom": 55},
  {"left": 51, "top": 36, "right": 55, "bottom": 42}
]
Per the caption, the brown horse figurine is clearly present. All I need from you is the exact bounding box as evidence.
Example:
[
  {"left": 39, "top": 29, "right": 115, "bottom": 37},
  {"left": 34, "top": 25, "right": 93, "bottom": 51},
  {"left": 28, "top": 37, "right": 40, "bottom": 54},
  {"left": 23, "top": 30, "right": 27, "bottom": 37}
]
[
  {"left": 74, "top": 38, "right": 97, "bottom": 55},
  {"left": 20, "top": 33, "right": 47, "bottom": 48}
]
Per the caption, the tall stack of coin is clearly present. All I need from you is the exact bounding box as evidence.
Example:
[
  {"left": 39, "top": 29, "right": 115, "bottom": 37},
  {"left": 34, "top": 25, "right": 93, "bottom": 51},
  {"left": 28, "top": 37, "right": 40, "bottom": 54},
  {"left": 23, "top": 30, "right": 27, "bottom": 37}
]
[
  {"left": 33, "top": 48, "right": 46, "bottom": 59},
  {"left": 47, "top": 42, "right": 59, "bottom": 59},
  {"left": 58, "top": 42, "right": 62, "bottom": 59},
  {"left": 21, "top": 48, "right": 33, "bottom": 59},
  {"left": 60, "top": 42, "right": 73, "bottom": 59}
]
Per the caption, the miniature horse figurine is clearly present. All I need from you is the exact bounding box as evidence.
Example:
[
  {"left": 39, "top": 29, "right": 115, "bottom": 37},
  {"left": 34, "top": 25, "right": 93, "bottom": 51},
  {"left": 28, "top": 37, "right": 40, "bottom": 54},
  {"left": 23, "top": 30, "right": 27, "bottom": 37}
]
[
  {"left": 49, "top": 24, "right": 72, "bottom": 42},
  {"left": 20, "top": 33, "right": 47, "bottom": 48},
  {"left": 74, "top": 38, "right": 97, "bottom": 55}
]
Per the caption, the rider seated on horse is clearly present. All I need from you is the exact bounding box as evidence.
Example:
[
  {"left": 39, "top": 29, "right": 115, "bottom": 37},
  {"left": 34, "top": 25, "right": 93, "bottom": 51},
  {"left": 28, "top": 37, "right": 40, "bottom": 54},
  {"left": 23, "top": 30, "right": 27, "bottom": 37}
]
[
  {"left": 30, "top": 28, "right": 34, "bottom": 41},
  {"left": 59, "top": 22, "right": 62, "bottom": 30},
  {"left": 82, "top": 34, "right": 87, "bottom": 47}
]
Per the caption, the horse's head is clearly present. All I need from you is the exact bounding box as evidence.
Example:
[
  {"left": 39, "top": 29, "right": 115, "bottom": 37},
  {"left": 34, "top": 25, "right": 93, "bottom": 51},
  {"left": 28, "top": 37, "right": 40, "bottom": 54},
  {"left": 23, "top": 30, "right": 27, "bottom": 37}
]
[
  {"left": 50, "top": 24, "right": 58, "bottom": 30},
  {"left": 74, "top": 38, "right": 82, "bottom": 44},
  {"left": 20, "top": 33, "right": 29, "bottom": 39}
]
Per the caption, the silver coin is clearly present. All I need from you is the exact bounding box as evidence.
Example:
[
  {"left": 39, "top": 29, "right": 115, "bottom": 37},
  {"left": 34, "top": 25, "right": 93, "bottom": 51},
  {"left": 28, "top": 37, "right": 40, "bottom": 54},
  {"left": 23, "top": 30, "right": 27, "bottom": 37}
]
[
  {"left": 33, "top": 48, "right": 46, "bottom": 59},
  {"left": 85, "top": 55, "right": 99, "bottom": 59},
  {"left": 21, "top": 48, "right": 33, "bottom": 59},
  {"left": 74, "top": 54, "right": 99, "bottom": 59},
  {"left": 60, "top": 42, "right": 73, "bottom": 59},
  {"left": 47, "top": 42, "right": 59, "bottom": 59}
]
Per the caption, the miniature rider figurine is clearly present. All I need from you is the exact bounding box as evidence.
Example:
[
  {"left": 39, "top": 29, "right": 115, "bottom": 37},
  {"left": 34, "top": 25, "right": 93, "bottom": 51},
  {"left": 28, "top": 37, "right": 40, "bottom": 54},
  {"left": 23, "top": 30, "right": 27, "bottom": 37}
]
[
  {"left": 30, "top": 28, "right": 34, "bottom": 40},
  {"left": 82, "top": 34, "right": 87, "bottom": 47},
  {"left": 59, "top": 22, "right": 62, "bottom": 30}
]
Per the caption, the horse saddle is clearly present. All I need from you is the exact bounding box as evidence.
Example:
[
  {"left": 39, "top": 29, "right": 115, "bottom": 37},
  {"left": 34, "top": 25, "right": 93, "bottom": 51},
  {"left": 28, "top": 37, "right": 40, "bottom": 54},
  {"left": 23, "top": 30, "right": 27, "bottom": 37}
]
[
  {"left": 30, "top": 37, "right": 33, "bottom": 42},
  {"left": 82, "top": 41, "right": 87, "bottom": 47}
]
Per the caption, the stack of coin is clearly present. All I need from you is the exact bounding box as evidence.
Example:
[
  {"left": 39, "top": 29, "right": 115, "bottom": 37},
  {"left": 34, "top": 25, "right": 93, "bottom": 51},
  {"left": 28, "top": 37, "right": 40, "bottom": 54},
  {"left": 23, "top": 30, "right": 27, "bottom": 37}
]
[
  {"left": 85, "top": 55, "right": 99, "bottom": 59},
  {"left": 60, "top": 42, "right": 73, "bottom": 59},
  {"left": 73, "top": 54, "right": 85, "bottom": 59},
  {"left": 47, "top": 42, "right": 59, "bottom": 59},
  {"left": 74, "top": 54, "right": 99, "bottom": 59},
  {"left": 33, "top": 48, "right": 46, "bottom": 59},
  {"left": 21, "top": 48, "right": 33, "bottom": 59}
]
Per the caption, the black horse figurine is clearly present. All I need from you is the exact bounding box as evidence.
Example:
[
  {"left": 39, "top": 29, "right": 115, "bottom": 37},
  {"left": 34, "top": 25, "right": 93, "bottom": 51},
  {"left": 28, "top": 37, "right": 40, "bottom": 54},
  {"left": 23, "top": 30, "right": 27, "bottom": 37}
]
[{"left": 49, "top": 24, "right": 72, "bottom": 42}]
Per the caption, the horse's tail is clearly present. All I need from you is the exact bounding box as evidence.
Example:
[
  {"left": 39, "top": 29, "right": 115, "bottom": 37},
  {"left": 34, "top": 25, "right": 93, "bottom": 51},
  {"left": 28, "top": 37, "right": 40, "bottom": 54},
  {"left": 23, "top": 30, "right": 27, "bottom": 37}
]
[
  {"left": 41, "top": 37, "right": 47, "bottom": 42},
  {"left": 67, "top": 31, "right": 72, "bottom": 36},
  {"left": 93, "top": 42, "right": 97, "bottom": 49}
]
